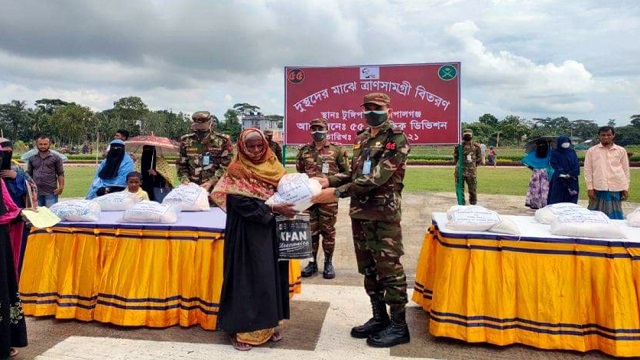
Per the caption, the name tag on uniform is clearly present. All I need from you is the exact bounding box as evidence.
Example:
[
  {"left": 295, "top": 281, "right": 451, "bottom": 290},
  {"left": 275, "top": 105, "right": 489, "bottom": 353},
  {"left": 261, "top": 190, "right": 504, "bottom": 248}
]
[
  {"left": 466, "top": 154, "right": 472, "bottom": 162},
  {"left": 322, "top": 162, "right": 329, "bottom": 174},
  {"left": 202, "top": 155, "right": 210, "bottom": 166},
  {"left": 362, "top": 160, "right": 372, "bottom": 175}
]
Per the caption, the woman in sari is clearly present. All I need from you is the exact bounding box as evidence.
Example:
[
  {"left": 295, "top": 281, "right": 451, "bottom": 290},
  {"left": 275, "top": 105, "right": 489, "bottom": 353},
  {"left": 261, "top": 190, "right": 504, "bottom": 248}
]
[
  {"left": 211, "top": 129, "right": 296, "bottom": 351},
  {"left": 522, "top": 139, "right": 553, "bottom": 209},
  {"left": 0, "top": 146, "right": 28, "bottom": 359},
  {"left": 86, "top": 140, "right": 135, "bottom": 199},
  {"left": 135, "top": 145, "right": 174, "bottom": 202},
  {"left": 547, "top": 135, "right": 580, "bottom": 204}
]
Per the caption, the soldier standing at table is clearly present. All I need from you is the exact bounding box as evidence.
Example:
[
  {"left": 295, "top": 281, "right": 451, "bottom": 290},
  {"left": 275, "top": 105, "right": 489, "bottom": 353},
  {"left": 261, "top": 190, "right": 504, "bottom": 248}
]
[
  {"left": 177, "top": 111, "right": 233, "bottom": 203},
  {"left": 312, "top": 93, "right": 411, "bottom": 348},
  {"left": 296, "top": 118, "right": 351, "bottom": 279},
  {"left": 264, "top": 129, "right": 283, "bottom": 164},
  {"left": 453, "top": 129, "right": 482, "bottom": 205}
]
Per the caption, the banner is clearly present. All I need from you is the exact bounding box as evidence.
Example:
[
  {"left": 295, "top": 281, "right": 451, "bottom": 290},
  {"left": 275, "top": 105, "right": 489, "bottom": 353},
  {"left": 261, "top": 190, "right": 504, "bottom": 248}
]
[{"left": 284, "top": 63, "right": 461, "bottom": 145}]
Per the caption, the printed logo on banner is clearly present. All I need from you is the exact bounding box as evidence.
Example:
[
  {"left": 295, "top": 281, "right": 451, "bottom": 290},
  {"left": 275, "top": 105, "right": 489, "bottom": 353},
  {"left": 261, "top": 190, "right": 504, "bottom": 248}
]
[
  {"left": 360, "top": 66, "right": 380, "bottom": 80},
  {"left": 287, "top": 68, "right": 305, "bottom": 84},
  {"left": 438, "top": 65, "right": 458, "bottom": 81}
]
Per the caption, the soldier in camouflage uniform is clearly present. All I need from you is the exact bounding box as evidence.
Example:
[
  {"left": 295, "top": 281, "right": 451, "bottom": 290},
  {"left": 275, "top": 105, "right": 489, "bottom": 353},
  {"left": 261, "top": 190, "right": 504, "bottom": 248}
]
[
  {"left": 312, "top": 93, "right": 411, "bottom": 348},
  {"left": 296, "top": 118, "right": 351, "bottom": 279},
  {"left": 453, "top": 129, "right": 482, "bottom": 205},
  {"left": 177, "top": 111, "right": 233, "bottom": 205},
  {"left": 264, "top": 129, "right": 283, "bottom": 164}
]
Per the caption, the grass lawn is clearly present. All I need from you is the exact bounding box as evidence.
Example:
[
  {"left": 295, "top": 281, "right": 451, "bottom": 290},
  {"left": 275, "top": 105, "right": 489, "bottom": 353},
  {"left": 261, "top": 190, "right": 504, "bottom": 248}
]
[{"left": 61, "top": 165, "right": 640, "bottom": 203}]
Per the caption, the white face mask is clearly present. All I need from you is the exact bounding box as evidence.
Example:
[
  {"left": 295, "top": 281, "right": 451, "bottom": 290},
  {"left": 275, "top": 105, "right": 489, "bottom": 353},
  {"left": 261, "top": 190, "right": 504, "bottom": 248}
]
[{"left": 561, "top": 142, "right": 570, "bottom": 149}]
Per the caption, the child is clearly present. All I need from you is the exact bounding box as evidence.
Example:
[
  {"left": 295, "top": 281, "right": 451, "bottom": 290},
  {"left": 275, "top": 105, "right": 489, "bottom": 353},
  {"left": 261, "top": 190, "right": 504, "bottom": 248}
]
[
  {"left": 126, "top": 171, "right": 150, "bottom": 201},
  {"left": 487, "top": 146, "right": 497, "bottom": 168}
]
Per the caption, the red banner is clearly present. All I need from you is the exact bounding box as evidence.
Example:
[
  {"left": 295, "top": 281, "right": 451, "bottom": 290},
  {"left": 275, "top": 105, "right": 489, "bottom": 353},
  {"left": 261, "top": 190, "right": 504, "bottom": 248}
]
[{"left": 284, "top": 63, "right": 461, "bottom": 145}]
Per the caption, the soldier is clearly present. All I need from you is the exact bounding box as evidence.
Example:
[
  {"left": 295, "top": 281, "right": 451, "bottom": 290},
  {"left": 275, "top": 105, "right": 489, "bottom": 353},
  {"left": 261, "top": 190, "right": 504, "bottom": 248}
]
[
  {"left": 453, "top": 129, "right": 482, "bottom": 205},
  {"left": 312, "top": 92, "right": 410, "bottom": 348},
  {"left": 264, "top": 129, "right": 283, "bottom": 164},
  {"left": 296, "top": 118, "right": 351, "bottom": 279},
  {"left": 177, "top": 111, "right": 233, "bottom": 203}
]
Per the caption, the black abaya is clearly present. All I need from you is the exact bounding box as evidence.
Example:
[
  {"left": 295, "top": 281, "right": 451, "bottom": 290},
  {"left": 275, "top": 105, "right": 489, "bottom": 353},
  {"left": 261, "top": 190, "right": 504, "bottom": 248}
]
[
  {"left": 0, "top": 225, "right": 28, "bottom": 359},
  {"left": 217, "top": 195, "right": 290, "bottom": 334}
]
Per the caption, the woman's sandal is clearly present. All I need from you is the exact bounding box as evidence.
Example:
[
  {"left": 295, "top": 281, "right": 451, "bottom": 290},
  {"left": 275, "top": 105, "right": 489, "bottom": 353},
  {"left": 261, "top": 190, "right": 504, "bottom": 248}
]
[
  {"left": 229, "top": 335, "right": 252, "bottom": 351},
  {"left": 270, "top": 329, "right": 283, "bottom": 343},
  {"left": 9, "top": 348, "right": 19, "bottom": 357}
]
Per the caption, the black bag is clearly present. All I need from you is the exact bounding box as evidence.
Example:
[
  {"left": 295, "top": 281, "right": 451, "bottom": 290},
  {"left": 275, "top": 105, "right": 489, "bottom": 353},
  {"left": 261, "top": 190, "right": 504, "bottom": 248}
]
[{"left": 276, "top": 214, "right": 312, "bottom": 260}]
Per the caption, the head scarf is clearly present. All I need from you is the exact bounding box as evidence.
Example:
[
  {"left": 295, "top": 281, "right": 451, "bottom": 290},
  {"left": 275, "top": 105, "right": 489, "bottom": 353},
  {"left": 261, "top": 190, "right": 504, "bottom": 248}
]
[
  {"left": 86, "top": 140, "right": 135, "bottom": 199},
  {"left": 140, "top": 145, "right": 158, "bottom": 185},
  {"left": 0, "top": 139, "right": 12, "bottom": 170},
  {"left": 535, "top": 140, "right": 549, "bottom": 158},
  {"left": 211, "top": 129, "right": 286, "bottom": 211},
  {"left": 99, "top": 140, "right": 126, "bottom": 179},
  {"left": 0, "top": 144, "right": 21, "bottom": 222},
  {"left": 550, "top": 135, "right": 579, "bottom": 177},
  {"left": 522, "top": 140, "right": 552, "bottom": 170},
  {"left": 0, "top": 145, "right": 6, "bottom": 215}
]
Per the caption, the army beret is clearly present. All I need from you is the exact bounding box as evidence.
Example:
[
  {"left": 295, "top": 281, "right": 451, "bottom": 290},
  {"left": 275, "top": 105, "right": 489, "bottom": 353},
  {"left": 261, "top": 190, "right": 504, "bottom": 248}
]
[
  {"left": 309, "top": 118, "right": 328, "bottom": 128},
  {"left": 192, "top": 111, "right": 212, "bottom": 121},
  {"left": 463, "top": 129, "right": 473, "bottom": 135},
  {"left": 263, "top": 129, "right": 274, "bottom": 135},
  {"left": 361, "top": 92, "right": 391, "bottom": 106}
]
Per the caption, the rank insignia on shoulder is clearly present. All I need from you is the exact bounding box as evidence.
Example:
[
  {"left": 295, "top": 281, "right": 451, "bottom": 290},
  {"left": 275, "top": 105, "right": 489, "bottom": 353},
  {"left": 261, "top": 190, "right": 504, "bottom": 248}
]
[
  {"left": 188, "top": 147, "right": 198, "bottom": 152},
  {"left": 353, "top": 143, "right": 361, "bottom": 150}
]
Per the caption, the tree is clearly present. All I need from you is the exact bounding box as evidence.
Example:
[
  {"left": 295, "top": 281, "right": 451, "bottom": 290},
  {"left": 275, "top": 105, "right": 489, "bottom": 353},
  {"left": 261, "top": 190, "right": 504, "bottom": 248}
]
[
  {"left": 631, "top": 114, "right": 640, "bottom": 127},
  {"left": 232, "top": 103, "right": 261, "bottom": 115},
  {"left": 0, "top": 100, "right": 31, "bottom": 141},
  {"left": 35, "top": 98, "right": 71, "bottom": 115},
  {"left": 607, "top": 119, "right": 616, "bottom": 127},
  {"left": 497, "top": 115, "right": 530, "bottom": 147},
  {"left": 223, "top": 109, "right": 242, "bottom": 141},
  {"left": 478, "top": 113, "right": 499, "bottom": 127},
  {"left": 50, "top": 104, "right": 94, "bottom": 145}
]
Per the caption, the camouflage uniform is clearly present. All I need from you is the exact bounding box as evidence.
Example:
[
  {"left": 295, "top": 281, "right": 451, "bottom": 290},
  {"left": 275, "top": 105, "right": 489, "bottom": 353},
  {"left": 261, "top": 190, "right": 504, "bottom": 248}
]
[
  {"left": 268, "top": 141, "right": 283, "bottom": 164},
  {"left": 296, "top": 119, "right": 351, "bottom": 274},
  {"left": 331, "top": 109, "right": 410, "bottom": 310},
  {"left": 176, "top": 112, "right": 233, "bottom": 201},
  {"left": 453, "top": 133, "right": 482, "bottom": 205}
]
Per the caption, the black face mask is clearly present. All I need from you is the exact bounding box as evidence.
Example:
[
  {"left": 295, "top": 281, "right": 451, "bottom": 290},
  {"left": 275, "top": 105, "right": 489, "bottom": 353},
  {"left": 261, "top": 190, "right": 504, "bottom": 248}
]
[
  {"left": 463, "top": 135, "right": 472, "bottom": 141},
  {"left": 0, "top": 151, "right": 11, "bottom": 170},
  {"left": 364, "top": 111, "right": 388, "bottom": 128},
  {"left": 312, "top": 131, "right": 327, "bottom": 142}
]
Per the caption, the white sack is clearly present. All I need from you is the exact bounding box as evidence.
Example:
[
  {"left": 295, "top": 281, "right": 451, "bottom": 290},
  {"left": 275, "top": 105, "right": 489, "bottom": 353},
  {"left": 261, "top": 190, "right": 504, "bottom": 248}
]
[
  {"left": 266, "top": 173, "right": 322, "bottom": 212},
  {"left": 535, "top": 203, "right": 586, "bottom": 224},
  {"left": 445, "top": 205, "right": 501, "bottom": 231},
  {"left": 626, "top": 208, "right": 640, "bottom": 227},
  {"left": 551, "top": 211, "right": 626, "bottom": 239},
  {"left": 162, "top": 183, "right": 210, "bottom": 211},
  {"left": 122, "top": 201, "right": 180, "bottom": 224},
  {"left": 50, "top": 200, "right": 101, "bottom": 222},
  {"left": 93, "top": 191, "right": 140, "bottom": 211}
]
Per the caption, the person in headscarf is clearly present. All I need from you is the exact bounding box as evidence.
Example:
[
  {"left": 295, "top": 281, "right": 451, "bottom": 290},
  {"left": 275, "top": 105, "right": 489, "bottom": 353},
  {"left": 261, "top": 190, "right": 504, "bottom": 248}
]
[
  {"left": 86, "top": 139, "right": 135, "bottom": 199},
  {"left": 548, "top": 135, "right": 580, "bottom": 205},
  {"left": 0, "top": 147, "right": 28, "bottom": 359},
  {"left": 135, "top": 145, "right": 175, "bottom": 202},
  {"left": 0, "top": 140, "right": 37, "bottom": 276},
  {"left": 211, "top": 129, "right": 297, "bottom": 351},
  {"left": 522, "top": 139, "right": 554, "bottom": 209}
]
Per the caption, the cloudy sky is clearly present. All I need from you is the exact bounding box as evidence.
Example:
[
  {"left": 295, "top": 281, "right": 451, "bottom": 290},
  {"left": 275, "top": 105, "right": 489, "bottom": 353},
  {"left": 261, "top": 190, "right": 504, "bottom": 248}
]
[{"left": 0, "top": 0, "right": 638, "bottom": 125}]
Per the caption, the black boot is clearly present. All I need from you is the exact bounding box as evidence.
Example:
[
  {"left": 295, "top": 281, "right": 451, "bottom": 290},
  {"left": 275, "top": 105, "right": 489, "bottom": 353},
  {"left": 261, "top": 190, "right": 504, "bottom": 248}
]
[
  {"left": 366, "top": 307, "right": 410, "bottom": 347},
  {"left": 301, "top": 256, "right": 318, "bottom": 277},
  {"left": 323, "top": 251, "right": 335, "bottom": 279},
  {"left": 350, "top": 294, "right": 390, "bottom": 338}
]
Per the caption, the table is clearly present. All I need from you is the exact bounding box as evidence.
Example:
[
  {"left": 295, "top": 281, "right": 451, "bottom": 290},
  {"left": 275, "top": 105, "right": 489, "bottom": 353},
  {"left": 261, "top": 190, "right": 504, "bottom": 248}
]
[
  {"left": 18, "top": 209, "right": 302, "bottom": 330},
  {"left": 412, "top": 212, "right": 640, "bottom": 357}
]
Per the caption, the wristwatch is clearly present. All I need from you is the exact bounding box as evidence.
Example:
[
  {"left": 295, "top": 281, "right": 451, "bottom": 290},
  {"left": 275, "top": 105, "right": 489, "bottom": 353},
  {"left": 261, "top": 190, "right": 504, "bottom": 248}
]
[{"left": 334, "top": 188, "right": 343, "bottom": 199}]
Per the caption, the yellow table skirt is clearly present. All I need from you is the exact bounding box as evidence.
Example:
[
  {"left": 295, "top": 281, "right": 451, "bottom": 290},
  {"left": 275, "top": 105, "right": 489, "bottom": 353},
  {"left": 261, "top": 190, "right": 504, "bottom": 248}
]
[
  {"left": 412, "top": 224, "right": 640, "bottom": 358},
  {"left": 19, "top": 226, "right": 302, "bottom": 330}
]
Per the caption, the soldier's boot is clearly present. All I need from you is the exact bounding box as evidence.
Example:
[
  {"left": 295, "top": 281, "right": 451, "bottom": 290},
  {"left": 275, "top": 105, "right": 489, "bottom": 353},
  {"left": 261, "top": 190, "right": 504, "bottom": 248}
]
[
  {"left": 350, "top": 294, "right": 390, "bottom": 338},
  {"left": 301, "top": 255, "right": 318, "bottom": 278},
  {"left": 322, "top": 251, "right": 335, "bottom": 279},
  {"left": 366, "top": 307, "right": 410, "bottom": 347}
]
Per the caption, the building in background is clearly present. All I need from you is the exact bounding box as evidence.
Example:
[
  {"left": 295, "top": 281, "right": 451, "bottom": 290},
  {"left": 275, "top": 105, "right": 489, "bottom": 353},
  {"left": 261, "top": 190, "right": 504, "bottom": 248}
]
[{"left": 239, "top": 110, "right": 283, "bottom": 142}]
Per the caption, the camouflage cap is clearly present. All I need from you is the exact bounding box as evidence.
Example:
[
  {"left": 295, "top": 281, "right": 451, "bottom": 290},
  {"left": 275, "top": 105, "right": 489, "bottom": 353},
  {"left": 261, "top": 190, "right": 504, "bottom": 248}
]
[
  {"left": 361, "top": 92, "right": 391, "bottom": 106},
  {"left": 309, "top": 118, "right": 328, "bottom": 129},
  {"left": 463, "top": 128, "right": 473, "bottom": 135},
  {"left": 263, "top": 129, "right": 274, "bottom": 135},
  {"left": 192, "top": 111, "right": 212, "bottom": 122}
]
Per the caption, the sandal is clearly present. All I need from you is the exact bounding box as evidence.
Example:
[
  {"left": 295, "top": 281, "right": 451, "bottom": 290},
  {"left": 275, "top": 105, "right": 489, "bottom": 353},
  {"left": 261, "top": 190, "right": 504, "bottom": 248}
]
[
  {"left": 229, "top": 335, "right": 252, "bottom": 351},
  {"left": 270, "top": 329, "right": 283, "bottom": 343},
  {"left": 9, "top": 348, "right": 19, "bottom": 357}
]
